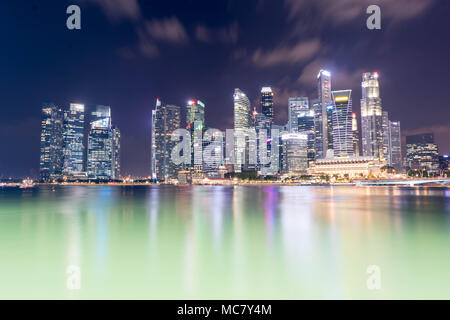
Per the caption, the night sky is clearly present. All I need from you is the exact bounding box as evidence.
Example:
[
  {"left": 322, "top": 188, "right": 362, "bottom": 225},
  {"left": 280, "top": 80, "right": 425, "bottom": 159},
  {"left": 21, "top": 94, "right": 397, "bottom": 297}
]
[{"left": 1, "top": 0, "right": 449, "bottom": 178}]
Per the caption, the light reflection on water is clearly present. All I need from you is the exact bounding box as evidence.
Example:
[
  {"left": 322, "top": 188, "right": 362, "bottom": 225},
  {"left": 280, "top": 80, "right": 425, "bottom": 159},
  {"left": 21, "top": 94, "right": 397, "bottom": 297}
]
[{"left": 0, "top": 185, "right": 450, "bottom": 299}]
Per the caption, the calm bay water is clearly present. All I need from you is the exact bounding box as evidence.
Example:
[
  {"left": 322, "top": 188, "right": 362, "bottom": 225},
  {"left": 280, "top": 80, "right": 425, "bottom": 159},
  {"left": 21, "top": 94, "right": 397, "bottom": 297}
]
[{"left": 0, "top": 185, "right": 450, "bottom": 299}]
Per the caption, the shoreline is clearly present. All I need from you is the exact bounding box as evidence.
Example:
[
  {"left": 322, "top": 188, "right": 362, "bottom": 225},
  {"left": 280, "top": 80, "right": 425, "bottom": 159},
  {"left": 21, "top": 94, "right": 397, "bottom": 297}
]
[{"left": 7, "top": 181, "right": 448, "bottom": 188}]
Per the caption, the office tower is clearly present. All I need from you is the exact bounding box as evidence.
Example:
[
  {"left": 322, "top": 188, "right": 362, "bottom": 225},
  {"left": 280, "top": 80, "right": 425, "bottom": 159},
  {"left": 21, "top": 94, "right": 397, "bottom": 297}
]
[
  {"left": 331, "top": 90, "right": 353, "bottom": 157},
  {"left": 281, "top": 133, "right": 308, "bottom": 174},
  {"left": 151, "top": 101, "right": 159, "bottom": 180},
  {"left": 326, "top": 104, "right": 334, "bottom": 152},
  {"left": 352, "top": 113, "right": 360, "bottom": 156},
  {"left": 233, "top": 88, "right": 253, "bottom": 172},
  {"left": 361, "top": 72, "right": 384, "bottom": 159},
  {"left": 382, "top": 111, "right": 389, "bottom": 160},
  {"left": 202, "top": 129, "right": 224, "bottom": 178},
  {"left": 87, "top": 106, "right": 113, "bottom": 180},
  {"left": 63, "top": 103, "right": 85, "bottom": 177},
  {"left": 186, "top": 100, "right": 206, "bottom": 172},
  {"left": 254, "top": 112, "right": 272, "bottom": 174},
  {"left": 186, "top": 100, "right": 205, "bottom": 129},
  {"left": 317, "top": 70, "right": 332, "bottom": 158},
  {"left": 297, "top": 109, "right": 316, "bottom": 167},
  {"left": 406, "top": 133, "right": 439, "bottom": 173},
  {"left": 39, "top": 103, "right": 64, "bottom": 181},
  {"left": 152, "top": 99, "right": 181, "bottom": 181},
  {"left": 261, "top": 87, "right": 274, "bottom": 119},
  {"left": 311, "top": 98, "right": 322, "bottom": 159},
  {"left": 388, "top": 121, "right": 402, "bottom": 171},
  {"left": 288, "top": 97, "right": 309, "bottom": 132},
  {"left": 111, "top": 126, "right": 121, "bottom": 180}
]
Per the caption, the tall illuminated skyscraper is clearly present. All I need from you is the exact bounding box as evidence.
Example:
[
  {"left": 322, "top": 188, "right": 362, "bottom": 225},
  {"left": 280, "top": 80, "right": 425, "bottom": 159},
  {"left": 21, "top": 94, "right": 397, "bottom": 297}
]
[
  {"left": 326, "top": 104, "right": 334, "bottom": 152},
  {"left": 111, "top": 126, "right": 121, "bottom": 180},
  {"left": 297, "top": 108, "right": 316, "bottom": 167},
  {"left": 288, "top": 97, "right": 309, "bottom": 132},
  {"left": 152, "top": 99, "right": 181, "bottom": 181},
  {"left": 186, "top": 100, "right": 206, "bottom": 171},
  {"left": 87, "top": 106, "right": 113, "bottom": 180},
  {"left": 361, "top": 72, "right": 384, "bottom": 159},
  {"left": 312, "top": 98, "right": 322, "bottom": 159},
  {"left": 352, "top": 113, "right": 360, "bottom": 156},
  {"left": 233, "top": 88, "right": 252, "bottom": 172},
  {"left": 388, "top": 120, "right": 402, "bottom": 171},
  {"left": 39, "top": 103, "right": 64, "bottom": 181},
  {"left": 317, "top": 69, "right": 332, "bottom": 158},
  {"left": 382, "top": 111, "right": 390, "bottom": 160},
  {"left": 63, "top": 103, "right": 85, "bottom": 177},
  {"left": 261, "top": 87, "right": 274, "bottom": 119},
  {"left": 331, "top": 90, "right": 354, "bottom": 157}
]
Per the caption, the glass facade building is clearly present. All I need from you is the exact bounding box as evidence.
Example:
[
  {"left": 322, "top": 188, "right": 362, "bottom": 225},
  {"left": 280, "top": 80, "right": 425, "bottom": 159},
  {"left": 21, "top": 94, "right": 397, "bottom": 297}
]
[
  {"left": 361, "top": 72, "right": 384, "bottom": 159},
  {"left": 233, "top": 88, "right": 252, "bottom": 173},
  {"left": 261, "top": 87, "right": 274, "bottom": 119},
  {"left": 281, "top": 133, "right": 308, "bottom": 174},
  {"left": 352, "top": 113, "right": 360, "bottom": 156},
  {"left": 40, "top": 103, "right": 64, "bottom": 181},
  {"left": 317, "top": 70, "right": 332, "bottom": 158},
  {"left": 63, "top": 103, "right": 86, "bottom": 177},
  {"left": 87, "top": 106, "right": 113, "bottom": 180},
  {"left": 297, "top": 109, "right": 316, "bottom": 167},
  {"left": 186, "top": 100, "right": 206, "bottom": 171},
  {"left": 331, "top": 90, "right": 354, "bottom": 157},
  {"left": 288, "top": 97, "right": 309, "bottom": 132},
  {"left": 406, "top": 133, "right": 439, "bottom": 173},
  {"left": 388, "top": 120, "right": 402, "bottom": 171},
  {"left": 152, "top": 99, "right": 181, "bottom": 181},
  {"left": 111, "top": 126, "right": 121, "bottom": 180}
]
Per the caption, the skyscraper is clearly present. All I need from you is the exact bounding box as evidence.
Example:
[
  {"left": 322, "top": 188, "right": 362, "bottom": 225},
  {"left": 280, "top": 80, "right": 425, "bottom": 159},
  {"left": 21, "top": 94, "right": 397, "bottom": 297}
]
[
  {"left": 152, "top": 99, "right": 181, "bottom": 181},
  {"left": 87, "top": 106, "right": 113, "bottom": 180},
  {"left": 111, "top": 126, "right": 121, "bottom": 180},
  {"left": 317, "top": 70, "right": 332, "bottom": 158},
  {"left": 352, "top": 113, "right": 360, "bottom": 156},
  {"left": 254, "top": 112, "right": 272, "bottom": 174},
  {"left": 39, "top": 103, "right": 64, "bottom": 181},
  {"left": 186, "top": 100, "right": 206, "bottom": 171},
  {"left": 361, "top": 72, "right": 384, "bottom": 159},
  {"left": 326, "top": 104, "right": 334, "bottom": 152},
  {"left": 382, "top": 111, "right": 390, "bottom": 160},
  {"left": 233, "top": 88, "right": 252, "bottom": 172},
  {"left": 281, "top": 133, "right": 308, "bottom": 174},
  {"left": 406, "top": 133, "right": 439, "bottom": 173},
  {"left": 261, "top": 87, "right": 274, "bottom": 119},
  {"left": 297, "top": 109, "right": 316, "bottom": 167},
  {"left": 312, "top": 98, "right": 323, "bottom": 160},
  {"left": 331, "top": 90, "right": 354, "bottom": 157},
  {"left": 388, "top": 121, "right": 402, "bottom": 171},
  {"left": 63, "top": 103, "right": 85, "bottom": 177},
  {"left": 288, "top": 97, "right": 309, "bottom": 132}
]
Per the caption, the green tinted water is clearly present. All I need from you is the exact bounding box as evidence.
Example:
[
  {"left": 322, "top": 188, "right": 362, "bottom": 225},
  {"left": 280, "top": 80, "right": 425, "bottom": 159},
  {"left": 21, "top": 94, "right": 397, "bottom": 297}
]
[{"left": 0, "top": 185, "right": 449, "bottom": 299}]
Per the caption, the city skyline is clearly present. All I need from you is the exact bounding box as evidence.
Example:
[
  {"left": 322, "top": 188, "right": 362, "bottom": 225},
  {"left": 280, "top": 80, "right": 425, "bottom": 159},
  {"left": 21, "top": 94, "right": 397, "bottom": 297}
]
[
  {"left": 1, "top": 0, "right": 450, "bottom": 177},
  {"left": 13, "top": 67, "right": 450, "bottom": 180}
]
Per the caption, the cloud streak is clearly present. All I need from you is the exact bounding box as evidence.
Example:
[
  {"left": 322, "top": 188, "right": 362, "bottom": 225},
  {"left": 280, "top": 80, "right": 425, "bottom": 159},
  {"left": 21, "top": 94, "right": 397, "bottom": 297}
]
[
  {"left": 86, "top": 0, "right": 141, "bottom": 21},
  {"left": 285, "top": 0, "right": 436, "bottom": 27},
  {"left": 251, "top": 39, "right": 321, "bottom": 67},
  {"left": 195, "top": 22, "right": 239, "bottom": 44}
]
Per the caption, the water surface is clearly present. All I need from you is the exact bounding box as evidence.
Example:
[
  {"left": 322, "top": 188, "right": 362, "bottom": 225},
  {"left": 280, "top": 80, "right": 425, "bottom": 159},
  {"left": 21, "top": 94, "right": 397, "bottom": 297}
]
[{"left": 0, "top": 185, "right": 449, "bottom": 299}]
